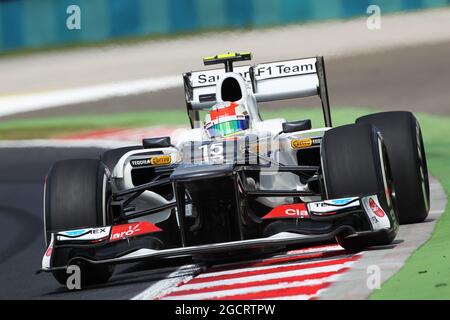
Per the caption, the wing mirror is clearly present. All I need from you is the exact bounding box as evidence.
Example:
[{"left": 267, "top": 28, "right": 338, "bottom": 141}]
[{"left": 143, "top": 137, "right": 172, "bottom": 149}]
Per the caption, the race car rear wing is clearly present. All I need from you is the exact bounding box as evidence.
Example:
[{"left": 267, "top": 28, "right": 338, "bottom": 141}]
[{"left": 183, "top": 56, "right": 332, "bottom": 128}]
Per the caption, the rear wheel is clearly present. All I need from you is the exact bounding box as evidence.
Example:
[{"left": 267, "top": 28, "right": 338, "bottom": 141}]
[
  {"left": 44, "top": 159, "right": 114, "bottom": 286},
  {"left": 356, "top": 111, "right": 429, "bottom": 224},
  {"left": 321, "top": 123, "right": 398, "bottom": 251}
]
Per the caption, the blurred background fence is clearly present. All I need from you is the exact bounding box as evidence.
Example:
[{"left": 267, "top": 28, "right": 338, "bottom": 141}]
[{"left": 0, "top": 0, "right": 449, "bottom": 52}]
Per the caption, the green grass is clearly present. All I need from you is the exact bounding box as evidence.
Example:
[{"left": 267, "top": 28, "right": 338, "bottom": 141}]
[
  {"left": 0, "top": 110, "right": 188, "bottom": 139},
  {"left": 1, "top": 107, "right": 449, "bottom": 299}
]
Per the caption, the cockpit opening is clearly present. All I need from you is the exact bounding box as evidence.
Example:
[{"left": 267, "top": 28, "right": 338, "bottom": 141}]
[{"left": 221, "top": 77, "right": 242, "bottom": 102}]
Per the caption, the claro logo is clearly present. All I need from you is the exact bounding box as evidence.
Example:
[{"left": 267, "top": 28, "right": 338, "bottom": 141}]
[
  {"left": 285, "top": 208, "right": 309, "bottom": 218},
  {"left": 109, "top": 222, "right": 161, "bottom": 242},
  {"left": 263, "top": 204, "right": 310, "bottom": 220}
]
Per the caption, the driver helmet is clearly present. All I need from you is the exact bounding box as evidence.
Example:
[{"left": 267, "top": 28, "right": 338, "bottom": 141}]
[{"left": 204, "top": 101, "right": 249, "bottom": 138}]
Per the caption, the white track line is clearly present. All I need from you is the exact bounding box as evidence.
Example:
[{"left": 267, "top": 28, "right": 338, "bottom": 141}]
[
  {"left": 168, "top": 264, "right": 350, "bottom": 292},
  {"left": 158, "top": 255, "right": 360, "bottom": 300},
  {"left": 131, "top": 264, "right": 202, "bottom": 300},
  {"left": 161, "top": 276, "right": 339, "bottom": 300},
  {"left": 194, "top": 256, "right": 350, "bottom": 279},
  {"left": 0, "top": 76, "right": 181, "bottom": 118},
  {"left": 204, "top": 244, "right": 344, "bottom": 271},
  {"left": 132, "top": 244, "right": 350, "bottom": 300}
]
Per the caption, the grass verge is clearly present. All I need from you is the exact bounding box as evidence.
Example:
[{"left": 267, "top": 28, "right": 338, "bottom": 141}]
[
  {"left": 0, "top": 110, "right": 188, "bottom": 139},
  {"left": 370, "top": 113, "right": 450, "bottom": 299}
]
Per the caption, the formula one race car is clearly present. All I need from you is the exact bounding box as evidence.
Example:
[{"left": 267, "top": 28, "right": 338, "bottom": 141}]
[{"left": 41, "top": 52, "right": 430, "bottom": 286}]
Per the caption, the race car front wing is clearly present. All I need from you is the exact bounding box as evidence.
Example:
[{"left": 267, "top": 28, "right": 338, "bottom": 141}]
[{"left": 40, "top": 194, "right": 395, "bottom": 273}]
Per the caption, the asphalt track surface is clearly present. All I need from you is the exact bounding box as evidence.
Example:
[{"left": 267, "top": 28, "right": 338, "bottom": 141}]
[{"left": 0, "top": 147, "right": 445, "bottom": 300}]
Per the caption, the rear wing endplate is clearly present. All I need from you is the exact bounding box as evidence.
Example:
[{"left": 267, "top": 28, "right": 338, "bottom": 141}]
[{"left": 183, "top": 56, "right": 332, "bottom": 128}]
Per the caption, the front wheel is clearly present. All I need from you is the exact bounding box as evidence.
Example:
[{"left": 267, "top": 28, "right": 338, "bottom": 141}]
[
  {"left": 321, "top": 123, "right": 398, "bottom": 250},
  {"left": 44, "top": 159, "right": 114, "bottom": 286},
  {"left": 356, "top": 111, "right": 429, "bottom": 224}
]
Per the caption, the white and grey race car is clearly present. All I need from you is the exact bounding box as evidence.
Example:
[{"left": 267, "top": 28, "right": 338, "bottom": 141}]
[{"left": 40, "top": 52, "right": 429, "bottom": 286}]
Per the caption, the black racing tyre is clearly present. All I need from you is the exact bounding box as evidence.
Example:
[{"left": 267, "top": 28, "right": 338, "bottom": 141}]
[
  {"left": 100, "top": 145, "right": 142, "bottom": 171},
  {"left": 321, "top": 123, "right": 398, "bottom": 250},
  {"left": 44, "top": 159, "right": 114, "bottom": 286},
  {"left": 356, "top": 111, "right": 429, "bottom": 224}
]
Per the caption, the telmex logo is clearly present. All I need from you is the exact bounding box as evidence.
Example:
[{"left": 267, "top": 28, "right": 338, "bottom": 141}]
[
  {"left": 63, "top": 229, "right": 87, "bottom": 237},
  {"left": 328, "top": 198, "right": 354, "bottom": 205},
  {"left": 59, "top": 227, "right": 108, "bottom": 238}
]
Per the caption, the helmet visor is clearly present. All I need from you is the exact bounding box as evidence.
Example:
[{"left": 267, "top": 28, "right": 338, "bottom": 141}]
[{"left": 206, "top": 119, "right": 248, "bottom": 138}]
